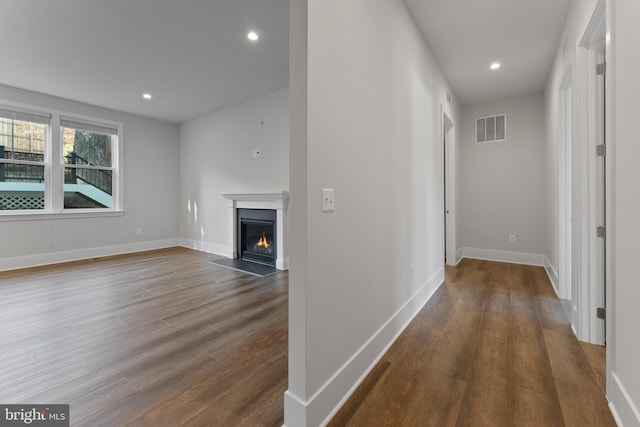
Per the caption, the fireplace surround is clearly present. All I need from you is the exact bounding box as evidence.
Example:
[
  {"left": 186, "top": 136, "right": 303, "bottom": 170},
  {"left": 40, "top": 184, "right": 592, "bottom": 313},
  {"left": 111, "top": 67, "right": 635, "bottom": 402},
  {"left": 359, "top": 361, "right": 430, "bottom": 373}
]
[{"left": 221, "top": 191, "right": 288, "bottom": 270}]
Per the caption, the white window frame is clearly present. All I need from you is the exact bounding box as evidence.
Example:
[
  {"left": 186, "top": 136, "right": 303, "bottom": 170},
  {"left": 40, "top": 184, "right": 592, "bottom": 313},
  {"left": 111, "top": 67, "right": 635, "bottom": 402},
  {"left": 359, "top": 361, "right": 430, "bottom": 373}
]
[
  {"left": 0, "top": 99, "right": 124, "bottom": 220},
  {"left": 0, "top": 105, "right": 50, "bottom": 212}
]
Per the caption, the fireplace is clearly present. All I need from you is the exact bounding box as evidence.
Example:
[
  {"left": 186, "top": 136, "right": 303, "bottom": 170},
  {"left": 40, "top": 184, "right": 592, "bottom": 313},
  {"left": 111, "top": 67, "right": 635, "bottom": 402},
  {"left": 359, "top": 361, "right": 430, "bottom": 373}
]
[
  {"left": 237, "top": 208, "right": 276, "bottom": 266},
  {"left": 222, "top": 191, "right": 288, "bottom": 270}
]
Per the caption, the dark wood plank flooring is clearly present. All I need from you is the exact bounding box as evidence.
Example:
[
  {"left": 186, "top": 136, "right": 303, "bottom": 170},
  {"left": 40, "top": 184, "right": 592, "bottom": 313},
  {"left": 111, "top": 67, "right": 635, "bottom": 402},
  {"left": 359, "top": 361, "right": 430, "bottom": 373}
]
[
  {"left": 329, "top": 258, "right": 614, "bottom": 427},
  {"left": 0, "top": 248, "right": 288, "bottom": 426},
  {"left": 0, "top": 251, "right": 612, "bottom": 426}
]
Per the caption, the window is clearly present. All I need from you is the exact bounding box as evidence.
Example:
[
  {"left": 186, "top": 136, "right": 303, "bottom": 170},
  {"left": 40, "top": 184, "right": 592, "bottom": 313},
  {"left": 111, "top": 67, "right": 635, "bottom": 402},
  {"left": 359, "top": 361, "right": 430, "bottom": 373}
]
[
  {"left": 0, "top": 102, "right": 122, "bottom": 217},
  {"left": 476, "top": 114, "right": 506, "bottom": 143},
  {"left": 61, "top": 117, "right": 116, "bottom": 209},
  {"left": 0, "top": 109, "right": 50, "bottom": 211}
]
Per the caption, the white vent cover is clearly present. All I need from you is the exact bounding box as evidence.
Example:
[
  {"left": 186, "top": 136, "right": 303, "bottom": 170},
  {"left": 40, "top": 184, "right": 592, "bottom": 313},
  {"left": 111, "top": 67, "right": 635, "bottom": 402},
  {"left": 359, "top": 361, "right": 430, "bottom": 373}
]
[{"left": 476, "top": 114, "right": 506, "bottom": 143}]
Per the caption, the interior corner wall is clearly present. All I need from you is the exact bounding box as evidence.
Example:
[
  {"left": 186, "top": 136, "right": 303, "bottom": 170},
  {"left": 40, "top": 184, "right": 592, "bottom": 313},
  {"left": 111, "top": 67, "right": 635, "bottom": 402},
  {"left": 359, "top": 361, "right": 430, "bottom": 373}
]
[
  {"left": 179, "top": 89, "right": 289, "bottom": 255},
  {"left": 286, "top": 0, "right": 460, "bottom": 425},
  {"left": 0, "top": 84, "right": 180, "bottom": 270},
  {"left": 459, "top": 92, "right": 546, "bottom": 262}
]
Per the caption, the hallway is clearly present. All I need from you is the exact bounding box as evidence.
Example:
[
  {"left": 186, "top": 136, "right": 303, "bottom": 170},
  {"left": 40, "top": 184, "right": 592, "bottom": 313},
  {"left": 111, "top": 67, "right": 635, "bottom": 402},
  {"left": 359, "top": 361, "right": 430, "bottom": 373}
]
[{"left": 329, "top": 259, "right": 615, "bottom": 426}]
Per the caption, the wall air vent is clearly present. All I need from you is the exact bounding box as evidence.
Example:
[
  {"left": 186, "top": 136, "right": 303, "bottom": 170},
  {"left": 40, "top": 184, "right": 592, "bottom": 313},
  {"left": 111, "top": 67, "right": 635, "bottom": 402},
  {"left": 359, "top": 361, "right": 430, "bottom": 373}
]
[{"left": 476, "top": 114, "right": 506, "bottom": 143}]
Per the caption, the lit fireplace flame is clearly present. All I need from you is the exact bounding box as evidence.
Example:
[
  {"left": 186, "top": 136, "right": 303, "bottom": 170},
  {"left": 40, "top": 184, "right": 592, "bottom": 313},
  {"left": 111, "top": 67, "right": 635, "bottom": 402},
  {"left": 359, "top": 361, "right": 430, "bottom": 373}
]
[{"left": 256, "top": 232, "right": 270, "bottom": 249}]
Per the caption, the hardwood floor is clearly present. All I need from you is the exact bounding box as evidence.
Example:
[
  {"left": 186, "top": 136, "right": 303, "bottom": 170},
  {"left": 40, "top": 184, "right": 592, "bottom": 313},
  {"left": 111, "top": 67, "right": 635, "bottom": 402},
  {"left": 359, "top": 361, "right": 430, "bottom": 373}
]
[
  {"left": 0, "top": 247, "right": 288, "bottom": 426},
  {"left": 0, "top": 251, "right": 612, "bottom": 426},
  {"left": 329, "top": 259, "right": 615, "bottom": 427}
]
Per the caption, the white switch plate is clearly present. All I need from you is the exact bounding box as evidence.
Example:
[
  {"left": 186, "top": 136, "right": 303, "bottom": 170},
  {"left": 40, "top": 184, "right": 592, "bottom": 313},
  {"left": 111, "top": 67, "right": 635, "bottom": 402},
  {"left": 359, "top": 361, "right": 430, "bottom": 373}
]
[
  {"left": 321, "top": 188, "right": 335, "bottom": 212},
  {"left": 508, "top": 234, "right": 516, "bottom": 243},
  {"left": 252, "top": 149, "right": 261, "bottom": 158}
]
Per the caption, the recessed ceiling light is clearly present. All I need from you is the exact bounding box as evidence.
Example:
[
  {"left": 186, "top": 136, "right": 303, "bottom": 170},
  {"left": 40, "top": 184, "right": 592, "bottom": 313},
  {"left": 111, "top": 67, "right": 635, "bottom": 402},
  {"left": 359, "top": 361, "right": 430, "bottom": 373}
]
[
  {"left": 490, "top": 62, "right": 501, "bottom": 70},
  {"left": 142, "top": 93, "right": 152, "bottom": 100},
  {"left": 247, "top": 31, "right": 259, "bottom": 41}
]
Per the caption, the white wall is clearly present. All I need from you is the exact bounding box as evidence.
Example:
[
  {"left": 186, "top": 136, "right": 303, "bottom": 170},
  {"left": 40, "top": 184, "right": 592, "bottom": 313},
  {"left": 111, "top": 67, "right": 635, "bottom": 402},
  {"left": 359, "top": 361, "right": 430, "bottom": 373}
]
[
  {"left": 179, "top": 89, "right": 289, "bottom": 255},
  {"left": 286, "top": 0, "right": 460, "bottom": 425},
  {"left": 544, "top": 0, "right": 599, "bottom": 301},
  {"left": 0, "top": 84, "right": 180, "bottom": 270},
  {"left": 546, "top": 0, "right": 640, "bottom": 425},
  {"left": 459, "top": 92, "right": 546, "bottom": 262},
  {"left": 609, "top": 0, "right": 640, "bottom": 425},
  {"left": 546, "top": 0, "right": 609, "bottom": 343}
]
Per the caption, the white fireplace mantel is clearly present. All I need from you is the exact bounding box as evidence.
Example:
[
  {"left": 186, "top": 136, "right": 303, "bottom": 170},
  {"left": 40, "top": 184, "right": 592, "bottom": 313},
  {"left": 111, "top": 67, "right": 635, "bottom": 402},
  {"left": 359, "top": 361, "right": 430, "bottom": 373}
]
[{"left": 221, "top": 191, "right": 289, "bottom": 270}]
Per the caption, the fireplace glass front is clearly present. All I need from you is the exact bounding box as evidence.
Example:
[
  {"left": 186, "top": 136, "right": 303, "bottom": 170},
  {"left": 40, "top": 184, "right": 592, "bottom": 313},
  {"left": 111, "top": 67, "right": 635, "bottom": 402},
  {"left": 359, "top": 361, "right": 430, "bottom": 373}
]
[{"left": 237, "top": 208, "right": 276, "bottom": 266}]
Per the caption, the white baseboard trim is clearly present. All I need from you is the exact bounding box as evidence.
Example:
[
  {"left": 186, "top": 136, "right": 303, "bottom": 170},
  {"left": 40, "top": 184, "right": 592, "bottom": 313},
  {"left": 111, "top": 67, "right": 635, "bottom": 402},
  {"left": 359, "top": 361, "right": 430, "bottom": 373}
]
[
  {"left": 459, "top": 247, "right": 546, "bottom": 266},
  {"left": 0, "top": 238, "right": 180, "bottom": 272},
  {"left": 610, "top": 372, "right": 640, "bottom": 427},
  {"left": 445, "top": 248, "right": 464, "bottom": 266},
  {"left": 179, "top": 238, "right": 231, "bottom": 258},
  {"left": 544, "top": 255, "right": 560, "bottom": 296},
  {"left": 276, "top": 258, "right": 289, "bottom": 270},
  {"left": 283, "top": 267, "right": 444, "bottom": 427},
  {"left": 455, "top": 248, "right": 464, "bottom": 265}
]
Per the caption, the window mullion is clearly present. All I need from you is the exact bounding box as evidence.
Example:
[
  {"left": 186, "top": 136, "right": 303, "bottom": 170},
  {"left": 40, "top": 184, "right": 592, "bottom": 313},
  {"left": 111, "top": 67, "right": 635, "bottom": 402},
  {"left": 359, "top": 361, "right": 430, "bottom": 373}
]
[{"left": 49, "top": 113, "right": 63, "bottom": 212}]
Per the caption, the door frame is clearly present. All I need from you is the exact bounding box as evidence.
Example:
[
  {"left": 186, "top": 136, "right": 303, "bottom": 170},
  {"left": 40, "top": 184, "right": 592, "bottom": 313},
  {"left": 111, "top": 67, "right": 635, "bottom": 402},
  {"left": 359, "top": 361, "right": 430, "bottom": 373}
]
[
  {"left": 442, "top": 110, "right": 456, "bottom": 265},
  {"left": 558, "top": 70, "right": 573, "bottom": 303},
  {"left": 577, "top": 0, "right": 607, "bottom": 346}
]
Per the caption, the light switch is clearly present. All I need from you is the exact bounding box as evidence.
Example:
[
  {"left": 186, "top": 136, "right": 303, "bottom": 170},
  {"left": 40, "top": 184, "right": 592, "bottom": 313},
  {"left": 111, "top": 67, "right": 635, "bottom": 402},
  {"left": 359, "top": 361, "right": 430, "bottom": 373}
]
[
  {"left": 321, "top": 188, "right": 335, "bottom": 212},
  {"left": 252, "top": 149, "right": 261, "bottom": 158}
]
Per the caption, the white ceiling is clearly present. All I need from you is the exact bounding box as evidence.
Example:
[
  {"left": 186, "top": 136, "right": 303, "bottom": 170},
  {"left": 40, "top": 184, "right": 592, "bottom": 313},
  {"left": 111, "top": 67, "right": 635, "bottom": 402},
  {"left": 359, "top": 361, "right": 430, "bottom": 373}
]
[
  {"left": 0, "top": 0, "right": 289, "bottom": 124},
  {"left": 404, "top": 0, "right": 573, "bottom": 106},
  {"left": 0, "top": 0, "right": 572, "bottom": 124}
]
